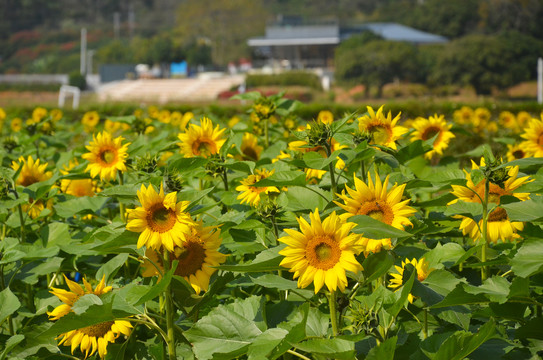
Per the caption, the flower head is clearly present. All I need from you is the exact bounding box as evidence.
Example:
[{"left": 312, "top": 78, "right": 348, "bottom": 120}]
[
  {"left": 317, "top": 110, "right": 334, "bottom": 125},
  {"left": 335, "top": 171, "right": 415, "bottom": 255},
  {"left": 60, "top": 159, "right": 97, "bottom": 197},
  {"left": 388, "top": 258, "right": 432, "bottom": 303},
  {"left": 236, "top": 169, "right": 280, "bottom": 206},
  {"left": 127, "top": 184, "right": 194, "bottom": 251},
  {"left": 279, "top": 209, "right": 363, "bottom": 293},
  {"left": 239, "top": 132, "right": 263, "bottom": 161},
  {"left": 520, "top": 116, "right": 543, "bottom": 157},
  {"left": 357, "top": 106, "right": 407, "bottom": 149},
  {"left": 142, "top": 221, "right": 227, "bottom": 294},
  {"left": 11, "top": 156, "right": 52, "bottom": 187},
  {"left": 410, "top": 114, "right": 455, "bottom": 159},
  {"left": 177, "top": 117, "right": 226, "bottom": 158},
  {"left": 48, "top": 275, "right": 132, "bottom": 359},
  {"left": 82, "top": 131, "right": 130, "bottom": 181},
  {"left": 82, "top": 111, "right": 100, "bottom": 133},
  {"left": 450, "top": 158, "right": 532, "bottom": 243},
  {"left": 453, "top": 106, "right": 473, "bottom": 125}
]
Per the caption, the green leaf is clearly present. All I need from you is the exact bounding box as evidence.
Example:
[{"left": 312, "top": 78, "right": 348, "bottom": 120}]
[
  {"left": 284, "top": 185, "right": 331, "bottom": 212},
  {"left": 250, "top": 274, "right": 298, "bottom": 290},
  {"left": 184, "top": 296, "right": 265, "bottom": 360},
  {"left": 134, "top": 264, "right": 175, "bottom": 306},
  {"left": 431, "top": 284, "right": 488, "bottom": 308},
  {"left": 168, "top": 156, "right": 209, "bottom": 173},
  {"left": 219, "top": 246, "right": 285, "bottom": 272},
  {"left": 0, "top": 288, "right": 21, "bottom": 324},
  {"left": 502, "top": 199, "right": 543, "bottom": 222},
  {"left": 395, "top": 139, "right": 432, "bottom": 163},
  {"left": 53, "top": 196, "right": 109, "bottom": 218},
  {"left": 515, "top": 317, "right": 543, "bottom": 340},
  {"left": 98, "top": 184, "right": 140, "bottom": 198},
  {"left": 423, "top": 270, "right": 463, "bottom": 296},
  {"left": 434, "top": 320, "right": 496, "bottom": 360},
  {"left": 305, "top": 308, "right": 329, "bottom": 338},
  {"left": 424, "top": 243, "right": 466, "bottom": 269},
  {"left": 362, "top": 251, "right": 395, "bottom": 284},
  {"left": 350, "top": 215, "right": 411, "bottom": 239},
  {"left": 71, "top": 294, "right": 103, "bottom": 314},
  {"left": 294, "top": 338, "right": 355, "bottom": 360},
  {"left": 96, "top": 253, "right": 129, "bottom": 282},
  {"left": 231, "top": 91, "right": 262, "bottom": 101},
  {"left": 223, "top": 159, "right": 256, "bottom": 174},
  {"left": 464, "top": 276, "right": 511, "bottom": 304},
  {"left": 302, "top": 149, "right": 343, "bottom": 170},
  {"left": 366, "top": 336, "right": 397, "bottom": 360},
  {"left": 268, "top": 303, "right": 309, "bottom": 359},
  {"left": 510, "top": 239, "right": 543, "bottom": 277},
  {"left": 253, "top": 170, "right": 306, "bottom": 187},
  {"left": 0, "top": 334, "right": 25, "bottom": 360},
  {"left": 444, "top": 201, "right": 482, "bottom": 219},
  {"left": 247, "top": 328, "right": 289, "bottom": 360},
  {"left": 385, "top": 265, "right": 416, "bottom": 317}
]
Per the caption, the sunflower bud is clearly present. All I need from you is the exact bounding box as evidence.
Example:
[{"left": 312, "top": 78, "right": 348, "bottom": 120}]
[
  {"left": 307, "top": 120, "right": 331, "bottom": 148},
  {"left": 0, "top": 175, "right": 10, "bottom": 200},
  {"left": 165, "top": 171, "right": 184, "bottom": 192},
  {"left": 3, "top": 136, "right": 19, "bottom": 153},
  {"left": 256, "top": 194, "right": 281, "bottom": 220},
  {"left": 135, "top": 154, "right": 158, "bottom": 173},
  {"left": 133, "top": 117, "right": 153, "bottom": 135},
  {"left": 483, "top": 156, "right": 509, "bottom": 188},
  {"left": 253, "top": 97, "right": 276, "bottom": 120},
  {"left": 353, "top": 130, "right": 371, "bottom": 146}
]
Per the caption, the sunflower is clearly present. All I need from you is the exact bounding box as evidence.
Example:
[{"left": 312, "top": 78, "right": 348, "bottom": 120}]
[
  {"left": 317, "top": 110, "right": 334, "bottom": 125},
  {"left": 357, "top": 106, "right": 407, "bottom": 149},
  {"left": 335, "top": 171, "right": 416, "bottom": 256},
  {"left": 520, "top": 116, "right": 543, "bottom": 157},
  {"left": 142, "top": 221, "right": 227, "bottom": 294},
  {"left": 410, "top": 114, "right": 455, "bottom": 159},
  {"left": 177, "top": 117, "right": 226, "bottom": 158},
  {"left": 81, "top": 111, "right": 100, "bottom": 133},
  {"left": 449, "top": 158, "right": 532, "bottom": 243},
  {"left": 516, "top": 111, "right": 532, "bottom": 129},
  {"left": 11, "top": 117, "right": 23, "bottom": 132},
  {"left": 506, "top": 143, "right": 531, "bottom": 162},
  {"left": 50, "top": 108, "right": 63, "bottom": 122},
  {"left": 278, "top": 209, "right": 363, "bottom": 293},
  {"left": 158, "top": 110, "right": 171, "bottom": 124},
  {"left": 236, "top": 169, "right": 280, "bottom": 206},
  {"left": 473, "top": 107, "right": 491, "bottom": 131},
  {"left": 32, "top": 106, "right": 47, "bottom": 123},
  {"left": 82, "top": 131, "right": 130, "bottom": 181},
  {"left": 126, "top": 184, "right": 194, "bottom": 251},
  {"left": 11, "top": 156, "right": 52, "bottom": 187},
  {"left": 388, "top": 258, "right": 432, "bottom": 303},
  {"left": 170, "top": 111, "right": 183, "bottom": 127},
  {"left": 48, "top": 275, "right": 132, "bottom": 359},
  {"left": 239, "top": 132, "right": 263, "bottom": 161},
  {"left": 453, "top": 106, "right": 474, "bottom": 125},
  {"left": 499, "top": 111, "right": 518, "bottom": 132},
  {"left": 60, "top": 160, "right": 97, "bottom": 197}
]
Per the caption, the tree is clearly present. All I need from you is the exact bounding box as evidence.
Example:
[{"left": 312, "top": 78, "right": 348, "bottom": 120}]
[{"left": 175, "top": 0, "right": 269, "bottom": 66}]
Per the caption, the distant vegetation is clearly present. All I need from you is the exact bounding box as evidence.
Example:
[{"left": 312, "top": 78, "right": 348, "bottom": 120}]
[{"left": 0, "top": 0, "right": 542, "bottom": 95}]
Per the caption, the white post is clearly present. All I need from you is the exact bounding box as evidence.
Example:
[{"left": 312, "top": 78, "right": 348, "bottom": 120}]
[
  {"left": 80, "top": 28, "right": 87, "bottom": 75},
  {"left": 538, "top": 57, "right": 543, "bottom": 104}
]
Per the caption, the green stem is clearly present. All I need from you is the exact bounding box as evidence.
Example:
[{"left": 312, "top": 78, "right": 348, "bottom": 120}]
[
  {"left": 163, "top": 250, "right": 177, "bottom": 360},
  {"left": 329, "top": 290, "right": 339, "bottom": 336},
  {"left": 15, "top": 197, "right": 25, "bottom": 243},
  {"left": 222, "top": 166, "right": 229, "bottom": 191},
  {"left": 264, "top": 118, "right": 269, "bottom": 148},
  {"left": 125, "top": 316, "right": 169, "bottom": 344},
  {"left": 287, "top": 349, "right": 312, "bottom": 360},
  {"left": 481, "top": 177, "right": 489, "bottom": 282},
  {"left": 118, "top": 173, "right": 126, "bottom": 223},
  {"left": 361, "top": 160, "right": 366, "bottom": 183},
  {"left": 324, "top": 141, "right": 337, "bottom": 197},
  {"left": 423, "top": 308, "right": 428, "bottom": 339}
]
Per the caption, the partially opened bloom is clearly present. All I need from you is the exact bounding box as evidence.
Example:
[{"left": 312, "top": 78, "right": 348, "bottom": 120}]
[
  {"left": 357, "top": 106, "right": 407, "bottom": 149},
  {"left": 142, "top": 221, "right": 227, "bottom": 294},
  {"left": 450, "top": 158, "right": 532, "bottom": 243},
  {"left": 48, "top": 275, "right": 132, "bottom": 359},
  {"left": 239, "top": 132, "right": 263, "bottom": 161},
  {"left": 410, "top": 114, "right": 455, "bottom": 159},
  {"left": 520, "top": 116, "right": 543, "bottom": 157},
  {"left": 236, "top": 169, "right": 280, "bottom": 206},
  {"left": 335, "top": 171, "right": 415, "bottom": 255},
  {"left": 388, "top": 258, "right": 432, "bottom": 303},
  {"left": 126, "top": 184, "right": 193, "bottom": 251},
  {"left": 177, "top": 117, "right": 226, "bottom": 158},
  {"left": 279, "top": 209, "right": 363, "bottom": 293},
  {"left": 82, "top": 131, "right": 130, "bottom": 181}
]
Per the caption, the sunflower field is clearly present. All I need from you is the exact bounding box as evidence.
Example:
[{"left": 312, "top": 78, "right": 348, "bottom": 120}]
[{"left": 1, "top": 93, "right": 543, "bottom": 360}]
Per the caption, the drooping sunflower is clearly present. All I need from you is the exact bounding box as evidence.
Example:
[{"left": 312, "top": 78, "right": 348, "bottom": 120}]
[
  {"left": 357, "top": 105, "right": 407, "bottom": 149},
  {"left": 410, "top": 114, "right": 455, "bottom": 159},
  {"left": 60, "top": 159, "right": 98, "bottom": 197},
  {"left": 520, "top": 116, "right": 543, "bottom": 157},
  {"left": 236, "top": 169, "right": 280, "bottom": 206},
  {"left": 449, "top": 158, "right": 532, "bottom": 243},
  {"left": 142, "top": 221, "right": 227, "bottom": 294},
  {"left": 177, "top": 117, "right": 226, "bottom": 158},
  {"left": 506, "top": 143, "right": 531, "bottom": 162},
  {"left": 278, "top": 209, "right": 363, "bottom": 294},
  {"left": 239, "top": 132, "right": 263, "bottom": 161},
  {"left": 388, "top": 258, "right": 432, "bottom": 303},
  {"left": 82, "top": 131, "right": 130, "bottom": 181},
  {"left": 48, "top": 275, "right": 132, "bottom": 359},
  {"left": 126, "top": 184, "right": 194, "bottom": 251},
  {"left": 335, "top": 171, "right": 416, "bottom": 256}
]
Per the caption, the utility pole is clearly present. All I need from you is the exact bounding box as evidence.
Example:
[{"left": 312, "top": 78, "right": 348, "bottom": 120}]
[
  {"left": 128, "top": 3, "right": 135, "bottom": 40},
  {"left": 538, "top": 58, "right": 542, "bottom": 104},
  {"left": 80, "top": 28, "right": 87, "bottom": 75},
  {"left": 114, "top": 12, "right": 121, "bottom": 40}
]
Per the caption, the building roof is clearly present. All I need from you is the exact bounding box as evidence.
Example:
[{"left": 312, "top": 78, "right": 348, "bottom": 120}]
[{"left": 248, "top": 22, "right": 447, "bottom": 47}]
